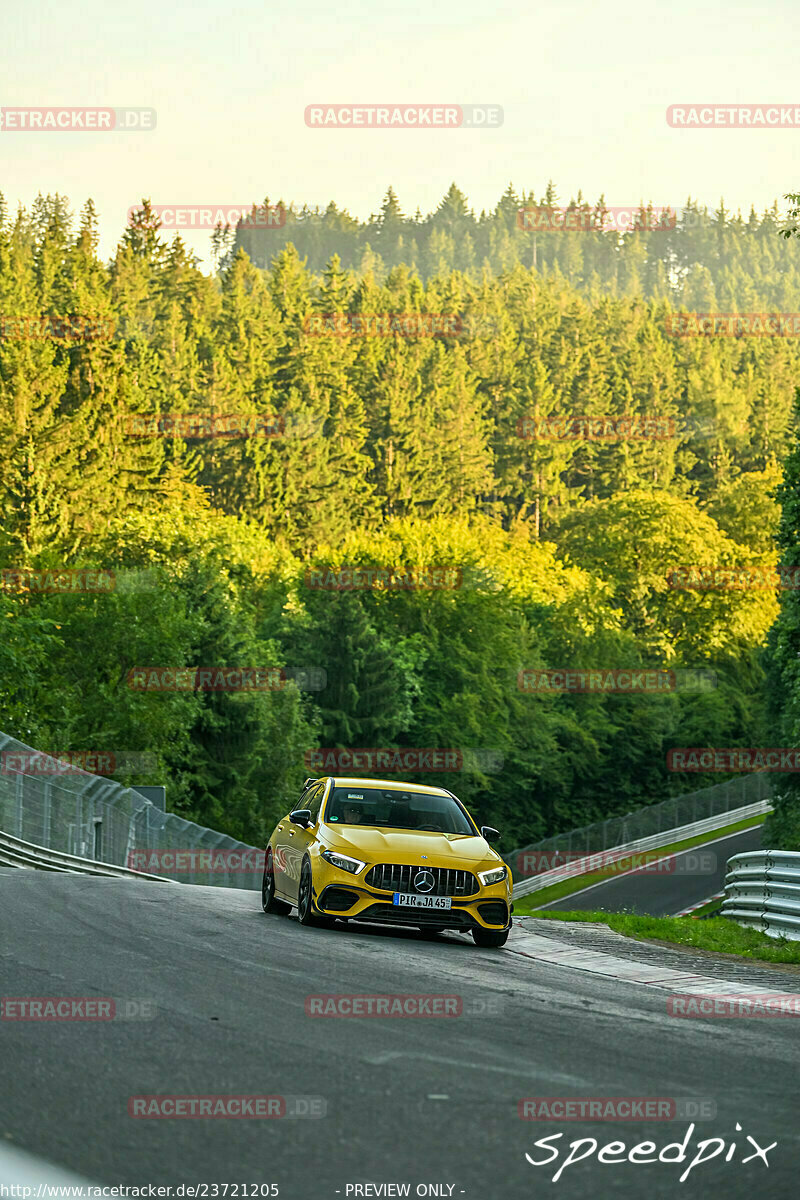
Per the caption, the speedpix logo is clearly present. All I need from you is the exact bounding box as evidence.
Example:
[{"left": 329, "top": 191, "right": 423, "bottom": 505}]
[{"left": 525, "top": 1121, "right": 776, "bottom": 1183}]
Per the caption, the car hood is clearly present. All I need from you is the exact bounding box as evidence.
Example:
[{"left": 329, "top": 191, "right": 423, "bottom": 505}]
[{"left": 322, "top": 826, "right": 497, "bottom": 865}]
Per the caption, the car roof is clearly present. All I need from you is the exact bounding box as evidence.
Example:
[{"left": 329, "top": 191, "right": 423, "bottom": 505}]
[{"left": 322, "top": 776, "right": 452, "bottom": 797}]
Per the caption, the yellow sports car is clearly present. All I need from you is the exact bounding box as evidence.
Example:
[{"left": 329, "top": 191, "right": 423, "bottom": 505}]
[{"left": 261, "top": 776, "right": 512, "bottom": 947}]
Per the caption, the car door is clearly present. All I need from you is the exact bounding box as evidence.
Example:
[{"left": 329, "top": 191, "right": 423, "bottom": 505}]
[
  {"left": 271, "top": 809, "right": 294, "bottom": 900},
  {"left": 272, "top": 782, "right": 317, "bottom": 899},
  {"left": 282, "top": 781, "right": 325, "bottom": 901}
]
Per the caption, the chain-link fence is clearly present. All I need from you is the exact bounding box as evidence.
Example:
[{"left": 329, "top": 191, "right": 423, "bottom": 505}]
[
  {"left": 1, "top": 727, "right": 775, "bottom": 892},
  {"left": 505, "top": 771, "right": 773, "bottom": 880},
  {"left": 0, "top": 731, "right": 262, "bottom": 889}
]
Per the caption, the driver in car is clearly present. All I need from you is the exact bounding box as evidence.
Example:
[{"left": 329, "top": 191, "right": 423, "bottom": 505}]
[{"left": 342, "top": 804, "right": 362, "bottom": 824}]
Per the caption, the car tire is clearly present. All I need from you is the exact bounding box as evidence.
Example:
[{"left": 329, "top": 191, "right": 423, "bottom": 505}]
[
  {"left": 471, "top": 926, "right": 509, "bottom": 948},
  {"left": 297, "top": 858, "right": 330, "bottom": 927},
  {"left": 261, "top": 850, "right": 291, "bottom": 915}
]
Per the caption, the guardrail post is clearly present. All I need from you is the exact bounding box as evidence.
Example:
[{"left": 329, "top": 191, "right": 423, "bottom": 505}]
[
  {"left": 15, "top": 772, "right": 23, "bottom": 838},
  {"left": 73, "top": 776, "right": 97, "bottom": 856},
  {"left": 125, "top": 798, "right": 153, "bottom": 870},
  {"left": 43, "top": 780, "right": 51, "bottom": 845}
]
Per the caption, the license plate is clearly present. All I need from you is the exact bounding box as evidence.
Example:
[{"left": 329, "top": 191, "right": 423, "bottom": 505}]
[{"left": 392, "top": 893, "right": 452, "bottom": 909}]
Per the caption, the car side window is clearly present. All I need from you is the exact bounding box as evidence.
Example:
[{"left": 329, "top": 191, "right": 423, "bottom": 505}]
[{"left": 305, "top": 783, "right": 324, "bottom": 823}]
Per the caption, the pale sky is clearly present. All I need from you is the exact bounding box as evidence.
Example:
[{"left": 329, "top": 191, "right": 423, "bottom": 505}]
[{"left": 1, "top": 0, "right": 797, "bottom": 266}]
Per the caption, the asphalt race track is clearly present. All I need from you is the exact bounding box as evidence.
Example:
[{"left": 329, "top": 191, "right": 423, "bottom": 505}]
[
  {"left": 1, "top": 872, "right": 798, "bottom": 1199},
  {"left": 531, "top": 826, "right": 764, "bottom": 916}
]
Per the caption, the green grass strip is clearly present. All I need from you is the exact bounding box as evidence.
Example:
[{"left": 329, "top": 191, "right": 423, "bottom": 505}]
[
  {"left": 520, "top": 909, "right": 800, "bottom": 966},
  {"left": 513, "top": 813, "right": 766, "bottom": 913}
]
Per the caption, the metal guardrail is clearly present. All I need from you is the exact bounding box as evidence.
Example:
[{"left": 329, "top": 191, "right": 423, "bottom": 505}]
[
  {"left": 0, "top": 730, "right": 263, "bottom": 889},
  {"left": 0, "top": 828, "right": 173, "bottom": 880},
  {"left": 506, "top": 770, "right": 772, "bottom": 883},
  {"left": 512, "top": 798, "right": 771, "bottom": 898},
  {"left": 722, "top": 850, "right": 800, "bottom": 941}
]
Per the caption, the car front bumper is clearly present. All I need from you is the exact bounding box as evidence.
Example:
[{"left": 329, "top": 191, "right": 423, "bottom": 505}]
[{"left": 315, "top": 880, "right": 511, "bottom": 931}]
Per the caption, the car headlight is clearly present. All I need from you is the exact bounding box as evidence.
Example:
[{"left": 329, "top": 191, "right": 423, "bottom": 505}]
[
  {"left": 478, "top": 865, "right": 508, "bottom": 886},
  {"left": 321, "top": 849, "right": 366, "bottom": 875}
]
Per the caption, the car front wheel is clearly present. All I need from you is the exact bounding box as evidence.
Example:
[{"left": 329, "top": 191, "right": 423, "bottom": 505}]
[
  {"left": 297, "top": 858, "right": 330, "bottom": 927},
  {"left": 261, "top": 850, "right": 291, "bottom": 915},
  {"left": 472, "top": 926, "right": 509, "bottom": 948}
]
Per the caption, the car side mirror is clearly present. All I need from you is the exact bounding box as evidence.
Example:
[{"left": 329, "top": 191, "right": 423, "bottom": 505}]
[
  {"left": 290, "top": 809, "right": 312, "bottom": 829},
  {"left": 480, "top": 825, "right": 501, "bottom": 844}
]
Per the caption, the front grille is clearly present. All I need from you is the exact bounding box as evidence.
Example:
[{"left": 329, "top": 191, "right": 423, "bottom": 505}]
[{"left": 365, "top": 863, "right": 479, "bottom": 897}]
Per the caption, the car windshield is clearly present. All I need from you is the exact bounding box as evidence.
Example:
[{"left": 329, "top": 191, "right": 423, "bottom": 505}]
[{"left": 325, "top": 786, "right": 476, "bottom": 835}]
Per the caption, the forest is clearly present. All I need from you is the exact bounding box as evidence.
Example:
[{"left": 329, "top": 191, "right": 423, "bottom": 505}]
[{"left": 1, "top": 185, "right": 799, "bottom": 848}]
